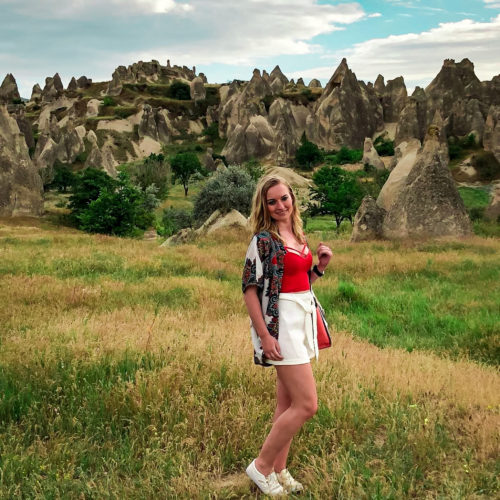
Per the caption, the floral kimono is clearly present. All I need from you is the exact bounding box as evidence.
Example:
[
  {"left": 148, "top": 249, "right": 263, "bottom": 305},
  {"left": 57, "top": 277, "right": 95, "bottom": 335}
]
[{"left": 242, "top": 231, "right": 286, "bottom": 366}]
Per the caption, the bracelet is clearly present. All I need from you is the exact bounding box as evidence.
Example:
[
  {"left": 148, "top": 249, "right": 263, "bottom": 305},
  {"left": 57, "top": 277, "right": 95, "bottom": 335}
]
[{"left": 313, "top": 265, "right": 324, "bottom": 277}]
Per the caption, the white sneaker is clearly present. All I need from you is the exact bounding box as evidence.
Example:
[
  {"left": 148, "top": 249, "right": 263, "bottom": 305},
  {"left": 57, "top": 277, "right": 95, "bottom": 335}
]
[
  {"left": 246, "top": 459, "right": 285, "bottom": 496},
  {"left": 276, "top": 468, "right": 304, "bottom": 493}
]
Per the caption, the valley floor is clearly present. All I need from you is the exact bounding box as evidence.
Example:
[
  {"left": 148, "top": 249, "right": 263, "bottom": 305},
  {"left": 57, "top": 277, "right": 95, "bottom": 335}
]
[{"left": 0, "top": 219, "right": 498, "bottom": 498}]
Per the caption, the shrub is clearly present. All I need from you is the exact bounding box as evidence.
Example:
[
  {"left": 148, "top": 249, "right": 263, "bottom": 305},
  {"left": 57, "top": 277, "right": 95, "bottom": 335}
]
[
  {"left": 374, "top": 136, "right": 395, "bottom": 156},
  {"left": 243, "top": 158, "right": 265, "bottom": 181},
  {"left": 202, "top": 122, "right": 219, "bottom": 143},
  {"left": 470, "top": 151, "right": 500, "bottom": 182},
  {"left": 132, "top": 153, "right": 170, "bottom": 200},
  {"left": 161, "top": 207, "right": 194, "bottom": 237},
  {"left": 193, "top": 166, "right": 255, "bottom": 224},
  {"left": 102, "top": 96, "right": 116, "bottom": 107},
  {"left": 295, "top": 134, "right": 323, "bottom": 170},
  {"left": 167, "top": 81, "right": 191, "bottom": 100},
  {"left": 49, "top": 163, "right": 77, "bottom": 193},
  {"left": 71, "top": 171, "right": 156, "bottom": 237},
  {"left": 336, "top": 146, "right": 363, "bottom": 164}
]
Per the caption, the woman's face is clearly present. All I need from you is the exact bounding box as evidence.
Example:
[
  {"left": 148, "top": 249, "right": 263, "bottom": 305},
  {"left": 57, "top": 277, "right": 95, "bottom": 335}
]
[{"left": 266, "top": 182, "right": 293, "bottom": 223}]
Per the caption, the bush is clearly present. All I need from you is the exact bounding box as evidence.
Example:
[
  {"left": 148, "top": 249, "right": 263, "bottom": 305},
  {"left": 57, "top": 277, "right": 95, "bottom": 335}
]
[
  {"left": 167, "top": 81, "right": 191, "bottom": 101},
  {"left": 471, "top": 151, "right": 500, "bottom": 182},
  {"left": 243, "top": 158, "right": 265, "bottom": 181},
  {"left": 202, "top": 122, "right": 219, "bottom": 143},
  {"left": 49, "top": 163, "right": 77, "bottom": 193},
  {"left": 193, "top": 166, "right": 255, "bottom": 224},
  {"left": 102, "top": 96, "right": 116, "bottom": 107},
  {"left": 336, "top": 146, "right": 363, "bottom": 164},
  {"left": 374, "top": 136, "right": 395, "bottom": 156},
  {"left": 161, "top": 207, "right": 194, "bottom": 237},
  {"left": 448, "top": 133, "right": 478, "bottom": 160},
  {"left": 69, "top": 169, "right": 156, "bottom": 236},
  {"left": 132, "top": 153, "right": 170, "bottom": 200}
]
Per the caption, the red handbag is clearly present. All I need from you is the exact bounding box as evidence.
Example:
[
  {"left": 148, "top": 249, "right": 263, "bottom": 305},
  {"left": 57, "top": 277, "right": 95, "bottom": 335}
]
[{"left": 315, "top": 299, "right": 332, "bottom": 349}]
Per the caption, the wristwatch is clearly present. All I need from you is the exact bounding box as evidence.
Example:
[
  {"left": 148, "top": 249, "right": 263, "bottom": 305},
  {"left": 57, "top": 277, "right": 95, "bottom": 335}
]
[{"left": 313, "top": 265, "right": 324, "bottom": 277}]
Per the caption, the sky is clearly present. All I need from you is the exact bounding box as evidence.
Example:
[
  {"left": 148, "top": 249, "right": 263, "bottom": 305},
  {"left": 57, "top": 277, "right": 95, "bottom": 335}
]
[{"left": 1, "top": 0, "right": 499, "bottom": 98}]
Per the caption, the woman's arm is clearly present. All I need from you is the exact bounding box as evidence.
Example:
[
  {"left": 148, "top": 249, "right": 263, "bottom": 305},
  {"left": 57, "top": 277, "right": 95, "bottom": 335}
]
[
  {"left": 311, "top": 242, "right": 332, "bottom": 285},
  {"left": 243, "top": 286, "right": 283, "bottom": 361}
]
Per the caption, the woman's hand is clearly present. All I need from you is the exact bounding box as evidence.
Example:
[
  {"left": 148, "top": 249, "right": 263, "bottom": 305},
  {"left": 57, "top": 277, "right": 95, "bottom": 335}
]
[
  {"left": 261, "top": 334, "right": 283, "bottom": 361},
  {"left": 316, "top": 242, "right": 332, "bottom": 272}
]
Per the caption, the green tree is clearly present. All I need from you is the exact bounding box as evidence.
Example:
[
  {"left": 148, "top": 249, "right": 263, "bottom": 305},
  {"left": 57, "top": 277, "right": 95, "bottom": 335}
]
[
  {"left": 133, "top": 153, "right": 170, "bottom": 199},
  {"left": 69, "top": 170, "right": 157, "bottom": 236},
  {"left": 50, "top": 163, "right": 77, "bottom": 192},
  {"left": 170, "top": 152, "right": 203, "bottom": 196},
  {"left": 193, "top": 166, "right": 255, "bottom": 224},
  {"left": 309, "top": 166, "right": 363, "bottom": 228},
  {"left": 68, "top": 168, "right": 117, "bottom": 222},
  {"left": 168, "top": 80, "right": 191, "bottom": 100},
  {"left": 295, "top": 134, "right": 323, "bottom": 170}
]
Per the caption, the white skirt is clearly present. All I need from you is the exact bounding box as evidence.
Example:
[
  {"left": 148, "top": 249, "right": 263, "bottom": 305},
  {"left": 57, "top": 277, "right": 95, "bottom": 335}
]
[{"left": 253, "top": 291, "right": 318, "bottom": 366}]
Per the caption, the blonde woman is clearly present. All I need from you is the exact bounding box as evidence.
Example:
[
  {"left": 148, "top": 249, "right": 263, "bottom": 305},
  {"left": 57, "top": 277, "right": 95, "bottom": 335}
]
[{"left": 242, "top": 174, "right": 332, "bottom": 496}]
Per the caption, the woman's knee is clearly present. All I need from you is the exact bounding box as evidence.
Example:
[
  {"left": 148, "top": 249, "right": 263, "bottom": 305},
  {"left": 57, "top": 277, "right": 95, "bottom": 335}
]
[{"left": 298, "top": 398, "right": 318, "bottom": 420}]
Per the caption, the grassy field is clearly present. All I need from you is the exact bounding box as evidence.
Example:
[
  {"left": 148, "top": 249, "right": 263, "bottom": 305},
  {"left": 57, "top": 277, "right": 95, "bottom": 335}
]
[{"left": 0, "top": 219, "right": 498, "bottom": 498}]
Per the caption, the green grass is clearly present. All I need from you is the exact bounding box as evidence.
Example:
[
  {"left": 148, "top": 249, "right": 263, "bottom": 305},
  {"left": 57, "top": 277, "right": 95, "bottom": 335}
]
[
  {"left": 0, "top": 224, "right": 498, "bottom": 498},
  {"left": 458, "top": 186, "right": 491, "bottom": 210}
]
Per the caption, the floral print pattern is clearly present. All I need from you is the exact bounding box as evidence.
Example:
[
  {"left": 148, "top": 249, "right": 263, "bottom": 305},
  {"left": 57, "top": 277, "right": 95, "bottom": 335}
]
[{"left": 242, "top": 231, "right": 285, "bottom": 366}]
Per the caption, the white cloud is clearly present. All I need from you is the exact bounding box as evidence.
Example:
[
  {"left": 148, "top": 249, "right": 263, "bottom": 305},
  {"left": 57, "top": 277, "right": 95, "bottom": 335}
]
[
  {"left": 0, "top": 0, "right": 192, "bottom": 17},
  {"left": 119, "top": 1, "right": 367, "bottom": 66},
  {"left": 484, "top": 0, "right": 500, "bottom": 8},
  {"left": 368, "top": 13, "right": 382, "bottom": 18},
  {"left": 290, "top": 15, "right": 500, "bottom": 91}
]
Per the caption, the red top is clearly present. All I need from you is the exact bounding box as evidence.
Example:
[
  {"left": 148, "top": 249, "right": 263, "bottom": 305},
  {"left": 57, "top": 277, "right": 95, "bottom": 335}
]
[{"left": 280, "top": 244, "right": 312, "bottom": 293}]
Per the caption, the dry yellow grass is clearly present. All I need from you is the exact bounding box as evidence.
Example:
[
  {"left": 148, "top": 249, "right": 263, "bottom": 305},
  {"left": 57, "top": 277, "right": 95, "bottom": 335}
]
[{"left": 0, "top": 219, "right": 499, "bottom": 497}]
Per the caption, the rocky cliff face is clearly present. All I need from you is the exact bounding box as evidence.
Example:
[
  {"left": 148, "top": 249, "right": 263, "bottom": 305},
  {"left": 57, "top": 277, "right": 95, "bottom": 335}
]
[
  {"left": 306, "top": 58, "right": 383, "bottom": 150},
  {"left": 0, "top": 105, "right": 43, "bottom": 216}
]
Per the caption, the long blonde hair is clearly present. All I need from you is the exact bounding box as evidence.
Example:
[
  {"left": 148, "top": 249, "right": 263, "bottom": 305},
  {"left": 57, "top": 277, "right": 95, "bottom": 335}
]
[{"left": 250, "top": 174, "right": 305, "bottom": 243}]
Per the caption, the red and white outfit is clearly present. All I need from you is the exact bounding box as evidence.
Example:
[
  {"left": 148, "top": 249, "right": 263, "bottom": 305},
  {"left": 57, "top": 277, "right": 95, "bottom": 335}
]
[{"left": 265, "top": 244, "right": 318, "bottom": 365}]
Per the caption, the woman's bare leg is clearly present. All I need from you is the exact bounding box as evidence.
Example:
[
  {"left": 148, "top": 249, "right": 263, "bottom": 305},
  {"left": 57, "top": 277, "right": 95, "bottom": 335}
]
[
  {"left": 255, "top": 363, "right": 317, "bottom": 476},
  {"left": 272, "top": 376, "right": 292, "bottom": 472}
]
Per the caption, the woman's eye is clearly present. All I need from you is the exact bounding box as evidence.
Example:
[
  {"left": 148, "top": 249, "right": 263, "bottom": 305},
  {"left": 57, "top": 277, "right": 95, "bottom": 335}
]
[
  {"left": 267, "top": 200, "right": 276, "bottom": 206},
  {"left": 281, "top": 196, "right": 289, "bottom": 202}
]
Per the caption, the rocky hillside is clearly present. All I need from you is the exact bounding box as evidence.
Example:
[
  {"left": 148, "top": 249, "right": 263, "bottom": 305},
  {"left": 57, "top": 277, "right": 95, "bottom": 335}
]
[{"left": 0, "top": 57, "right": 499, "bottom": 219}]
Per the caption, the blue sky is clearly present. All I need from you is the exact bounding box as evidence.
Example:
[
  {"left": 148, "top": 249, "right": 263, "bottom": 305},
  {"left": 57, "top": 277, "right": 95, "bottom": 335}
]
[{"left": 1, "top": 0, "right": 499, "bottom": 97}]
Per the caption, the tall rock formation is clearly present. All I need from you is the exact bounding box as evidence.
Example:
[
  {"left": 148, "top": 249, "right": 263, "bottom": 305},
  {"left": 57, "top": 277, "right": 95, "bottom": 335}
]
[
  {"left": 382, "top": 113, "right": 471, "bottom": 239},
  {"left": 395, "top": 87, "right": 427, "bottom": 145},
  {"left": 483, "top": 105, "right": 500, "bottom": 163},
  {"left": 0, "top": 74, "right": 21, "bottom": 104},
  {"left": 306, "top": 58, "right": 383, "bottom": 150},
  {"left": 0, "top": 105, "right": 43, "bottom": 216}
]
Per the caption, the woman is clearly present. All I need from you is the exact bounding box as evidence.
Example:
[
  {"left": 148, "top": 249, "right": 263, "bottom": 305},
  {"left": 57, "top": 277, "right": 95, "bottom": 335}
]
[{"left": 242, "top": 174, "right": 332, "bottom": 496}]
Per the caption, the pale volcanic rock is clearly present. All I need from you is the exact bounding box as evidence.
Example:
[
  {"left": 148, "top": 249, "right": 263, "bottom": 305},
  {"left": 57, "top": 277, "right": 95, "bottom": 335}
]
[
  {"left": 30, "top": 84, "right": 42, "bottom": 103},
  {"left": 395, "top": 87, "right": 427, "bottom": 145},
  {"left": 106, "top": 71, "right": 123, "bottom": 96},
  {"left": 485, "top": 183, "right": 500, "bottom": 221},
  {"left": 483, "top": 105, "right": 500, "bottom": 163},
  {"left": 41, "top": 73, "right": 64, "bottom": 102},
  {"left": 14, "top": 108, "right": 35, "bottom": 150},
  {"left": 377, "top": 138, "right": 420, "bottom": 211},
  {"left": 374, "top": 74, "right": 385, "bottom": 94},
  {"left": 0, "top": 74, "right": 21, "bottom": 103},
  {"left": 382, "top": 76, "right": 407, "bottom": 122},
  {"left": 362, "top": 137, "right": 385, "bottom": 171},
  {"left": 76, "top": 76, "right": 92, "bottom": 88},
  {"left": 382, "top": 116, "right": 471, "bottom": 239},
  {"left": 306, "top": 58, "right": 383, "bottom": 150},
  {"left": 0, "top": 105, "right": 43, "bottom": 216},
  {"left": 308, "top": 79, "right": 322, "bottom": 89},
  {"left": 190, "top": 76, "right": 206, "bottom": 101},
  {"left": 67, "top": 77, "right": 78, "bottom": 92},
  {"left": 86, "top": 99, "right": 101, "bottom": 117},
  {"left": 269, "top": 65, "right": 289, "bottom": 93},
  {"left": 351, "top": 196, "right": 386, "bottom": 242},
  {"left": 97, "top": 119, "right": 133, "bottom": 133},
  {"left": 196, "top": 209, "right": 248, "bottom": 236}
]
